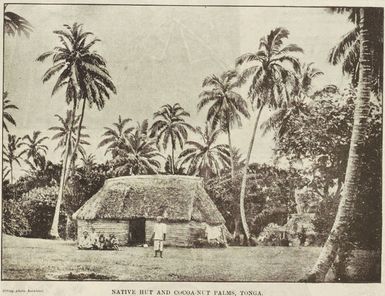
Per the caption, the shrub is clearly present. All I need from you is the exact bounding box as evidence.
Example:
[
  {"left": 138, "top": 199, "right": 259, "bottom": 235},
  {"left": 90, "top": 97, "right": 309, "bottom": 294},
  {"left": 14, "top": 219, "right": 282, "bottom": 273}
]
[
  {"left": 256, "top": 223, "right": 286, "bottom": 246},
  {"left": 21, "top": 186, "right": 66, "bottom": 238},
  {"left": 2, "top": 199, "right": 31, "bottom": 236}
]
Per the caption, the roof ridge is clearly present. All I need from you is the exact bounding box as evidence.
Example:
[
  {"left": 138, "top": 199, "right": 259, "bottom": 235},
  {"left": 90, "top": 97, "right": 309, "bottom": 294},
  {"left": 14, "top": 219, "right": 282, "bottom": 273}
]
[{"left": 105, "top": 175, "right": 203, "bottom": 183}]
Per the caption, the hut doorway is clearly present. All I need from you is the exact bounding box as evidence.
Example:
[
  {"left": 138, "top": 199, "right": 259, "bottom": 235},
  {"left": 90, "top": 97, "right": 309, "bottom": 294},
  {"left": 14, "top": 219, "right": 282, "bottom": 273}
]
[{"left": 129, "top": 218, "right": 146, "bottom": 245}]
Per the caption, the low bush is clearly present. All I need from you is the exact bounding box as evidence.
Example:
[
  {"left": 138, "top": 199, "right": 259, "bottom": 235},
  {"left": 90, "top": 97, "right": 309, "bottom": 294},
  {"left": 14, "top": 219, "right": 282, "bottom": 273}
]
[
  {"left": 2, "top": 199, "right": 31, "bottom": 236},
  {"left": 21, "top": 186, "right": 66, "bottom": 238}
]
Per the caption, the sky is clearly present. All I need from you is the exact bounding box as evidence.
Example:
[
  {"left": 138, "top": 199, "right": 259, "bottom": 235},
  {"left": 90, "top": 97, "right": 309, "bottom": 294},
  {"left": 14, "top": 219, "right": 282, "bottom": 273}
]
[{"left": 3, "top": 4, "right": 354, "bottom": 178}]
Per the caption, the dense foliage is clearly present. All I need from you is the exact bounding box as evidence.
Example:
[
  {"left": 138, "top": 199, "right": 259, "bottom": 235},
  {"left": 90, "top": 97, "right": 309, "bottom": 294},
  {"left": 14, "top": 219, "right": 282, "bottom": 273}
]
[
  {"left": 275, "top": 87, "right": 382, "bottom": 250},
  {"left": 2, "top": 199, "right": 31, "bottom": 236}
]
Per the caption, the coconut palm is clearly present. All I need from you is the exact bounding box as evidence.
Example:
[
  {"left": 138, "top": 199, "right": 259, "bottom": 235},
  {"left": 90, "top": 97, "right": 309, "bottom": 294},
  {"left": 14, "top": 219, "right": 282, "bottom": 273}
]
[
  {"left": 98, "top": 115, "right": 134, "bottom": 156},
  {"left": 235, "top": 27, "right": 303, "bottom": 240},
  {"left": 37, "top": 23, "right": 116, "bottom": 237},
  {"left": 21, "top": 131, "right": 49, "bottom": 167},
  {"left": 150, "top": 103, "right": 194, "bottom": 174},
  {"left": 113, "top": 120, "right": 163, "bottom": 176},
  {"left": 4, "top": 5, "right": 33, "bottom": 37},
  {"left": 3, "top": 134, "right": 24, "bottom": 184},
  {"left": 2, "top": 167, "right": 11, "bottom": 183},
  {"left": 179, "top": 124, "right": 230, "bottom": 178},
  {"left": 49, "top": 111, "right": 90, "bottom": 157},
  {"left": 3, "top": 92, "right": 18, "bottom": 133},
  {"left": 328, "top": 8, "right": 383, "bottom": 95},
  {"left": 305, "top": 8, "right": 377, "bottom": 282},
  {"left": 80, "top": 152, "right": 96, "bottom": 172},
  {"left": 261, "top": 63, "right": 323, "bottom": 138},
  {"left": 37, "top": 23, "right": 116, "bottom": 175},
  {"left": 198, "top": 70, "right": 250, "bottom": 179}
]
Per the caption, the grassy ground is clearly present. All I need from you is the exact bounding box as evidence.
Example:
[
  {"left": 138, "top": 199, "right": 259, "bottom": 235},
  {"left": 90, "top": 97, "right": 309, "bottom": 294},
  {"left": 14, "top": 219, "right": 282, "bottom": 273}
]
[{"left": 1, "top": 235, "right": 380, "bottom": 281}]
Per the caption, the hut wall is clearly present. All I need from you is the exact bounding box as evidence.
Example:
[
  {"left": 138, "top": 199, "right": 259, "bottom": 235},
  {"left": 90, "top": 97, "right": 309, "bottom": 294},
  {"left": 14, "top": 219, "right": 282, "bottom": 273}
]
[
  {"left": 145, "top": 220, "right": 193, "bottom": 247},
  {"left": 77, "top": 219, "right": 129, "bottom": 246},
  {"left": 188, "top": 221, "right": 207, "bottom": 243},
  {"left": 145, "top": 220, "right": 208, "bottom": 247}
]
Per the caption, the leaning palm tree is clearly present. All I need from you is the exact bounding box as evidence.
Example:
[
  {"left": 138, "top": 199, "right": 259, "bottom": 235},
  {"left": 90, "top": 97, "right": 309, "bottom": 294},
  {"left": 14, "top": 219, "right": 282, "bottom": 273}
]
[
  {"left": 198, "top": 70, "right": 250, "bottom": 179},
  {"left": 21, "top": 131, "right": 49, "bottom": 167},
  {"left": 304, "top": 7, "right": 378, "bottom": 282},
  {"left": 37, "top": 23, "right": 115, "bottom": 238},
  {"left": 150, "top": 103, "right": 194, "bottom": 174},
  {"left": 3, "top": 92, "right": 18, "bottom": 133},
  {"left": 328, "top": 8, "right": 383, "bottom": 95},
  {"left": 4, "top": 5, "right": 33, "bottom": 37},
  {"left": 113, "top": 120, "right": 163, "bottom": 176},
  {"left": 3, "top": 134, "right": 24, "bottom": 184},
  {"left": 98, "top": 115, "right": 134, "bottom": 156},
  {"left": 235, "top": 27, "right": 303, "bottom": 241},
  {"left": 179, "top": 124, "right": 231, "bottom": 178}
]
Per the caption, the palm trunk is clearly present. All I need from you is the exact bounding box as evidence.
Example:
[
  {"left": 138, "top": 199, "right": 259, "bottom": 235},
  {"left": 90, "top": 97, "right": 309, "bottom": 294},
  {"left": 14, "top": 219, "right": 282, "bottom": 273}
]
[
  {"left": 49, "top": 101, "right": 77, "bottom": 238},
  {"left": 227, "top": 126, "right": 235, "bottom": 179},
  {"left": 65, "top": 213, "right": 71, "bottom": 240},
  {"left": 239, "top": 105, "right": 264, "bottom": 241},
  {"left": 171, "top": 146, "right": 175, "bottom": 175},
  {"left": 10, "top": 161, "right": 13, "bottom": 185},
  {"left": 233, "top": 214, "right": 241, "bottom": 239},
  {"left": 303, "top": 8, "right": 371, "bottom": 282},
  {"left": 67, "top": 97, "right": 86, "bottom": 181}
]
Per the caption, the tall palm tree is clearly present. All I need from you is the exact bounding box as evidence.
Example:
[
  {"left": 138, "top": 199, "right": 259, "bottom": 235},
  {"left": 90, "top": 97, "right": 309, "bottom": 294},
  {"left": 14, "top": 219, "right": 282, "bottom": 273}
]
[
  {"left": 37, "top": 23, "right": 116, "bottom": 178},
  {"left": 198, "top": 70, "right": 250, "bottom": 179},
  {"left": 179, "top": 124, "right": 230, "bottom": 178},
  {"left": 235, "top": 27, "right": 303, "bottom": 240},
  {"left": 150, "top": 103, "right": 194, "bottom": 174},
  {"left": 3, "top": 92, "right": 18, "bottom": 133},
  {"left": 49, "top": 111, "right": 90, "bottom": 158},
  {"left": 328, "top": 8, "right": 383, "bottom": 95},
  {"left": 261, "top": 63, "right": 323, "bottom": 138},
  {"left": 21, "top": 131, "right": 49, "bottom": 167},
  {"left": 98, "top": 115, "right": 134, "bottom": 156},
  {"left": 3, "top": 134, "right": 24, "bottom": 184},
  {"left": 37, "top": 23, "right": 115, "bottom": 237},
  {"left": 305, "top": 8, "right": 377, "bottom": 282},
  {"left": 4, "top": 5, "right": 33, "bottom": 37},
  {"left": 113, "top": 120, "right": 163, "bottom": 175}
]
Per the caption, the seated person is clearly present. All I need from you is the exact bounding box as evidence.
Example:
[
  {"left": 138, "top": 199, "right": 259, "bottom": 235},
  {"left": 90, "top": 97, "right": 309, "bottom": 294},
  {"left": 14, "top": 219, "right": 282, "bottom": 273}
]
[
  {"left": 105, "top": 234, "right": 119, "bottom": 250},
  {"left": 89, "top": 228, "right": 99, "bottom": 249},
  {"left": 78, "top": 231, "right": 93, "bottom": 250},
  {"left": 98, "top": 234, "right": 107, "bottom": 250}
]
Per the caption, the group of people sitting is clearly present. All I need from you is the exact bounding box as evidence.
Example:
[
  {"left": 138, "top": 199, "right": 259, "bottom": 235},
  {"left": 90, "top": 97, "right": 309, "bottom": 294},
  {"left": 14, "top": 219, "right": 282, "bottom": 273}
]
[{"left": 78, "top": 229, "right": 119, "bottom": 250}]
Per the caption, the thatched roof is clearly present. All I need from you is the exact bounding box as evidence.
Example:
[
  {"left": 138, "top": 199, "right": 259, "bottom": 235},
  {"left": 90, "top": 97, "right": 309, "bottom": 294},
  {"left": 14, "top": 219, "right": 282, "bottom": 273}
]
[{"left": 73, "top": 175, "right": 225, "bottom": 225}]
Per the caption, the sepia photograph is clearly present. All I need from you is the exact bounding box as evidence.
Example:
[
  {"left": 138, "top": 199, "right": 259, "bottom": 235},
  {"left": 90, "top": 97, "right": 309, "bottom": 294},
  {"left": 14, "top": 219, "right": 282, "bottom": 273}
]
[{"left": 1, "top": 2, "right": 383, "bottom": 285}]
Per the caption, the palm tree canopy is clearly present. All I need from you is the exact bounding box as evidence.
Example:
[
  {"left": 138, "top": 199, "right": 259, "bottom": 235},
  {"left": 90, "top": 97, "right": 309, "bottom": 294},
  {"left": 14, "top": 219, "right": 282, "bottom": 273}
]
[
  {"left": 327, "top": 8, "right": 383, "bottom": 94},
  {"left": 36, "top": 23, "right": 117, "bottom": 107},
  {"left": 98, "top": 115, "right": 134, "bottom": 155},
  {"left": 261, "top": 62, "right": 323, "bottom": 138},
  {"left": 236, "top": 27, "right": 303, "bottom": 109},
  {"left": 4, "top": 9, "right": 33, "bottom": 37},
  {"left": 3, "top": 92, "right": 19, "bottom": 133},
  {"left": 3, "top": 134, "right": 25, "bottom": 166},
  {"left": 179, "top": 124, "right": 230, "bottom": 177},
  {"left": 113, "top": 120, "right": 163, "bottom": 175},
  {"left": 49, "top": 110, "right": 90, "bottom": 156},
  {"left": 150, "top": 103, "right": 194, "bottom": 151},
  {"left": 21, "top": 131, "right": 49, "bottom": 161},
  {"left": 198, "top": 70, "right": 250, "bottom": 131}
]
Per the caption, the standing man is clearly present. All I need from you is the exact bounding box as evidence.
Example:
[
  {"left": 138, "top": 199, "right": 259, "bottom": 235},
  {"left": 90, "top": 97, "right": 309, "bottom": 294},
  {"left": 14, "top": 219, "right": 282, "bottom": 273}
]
[{"left": 153, "top": 216, "right": 167, "bottom": 258}]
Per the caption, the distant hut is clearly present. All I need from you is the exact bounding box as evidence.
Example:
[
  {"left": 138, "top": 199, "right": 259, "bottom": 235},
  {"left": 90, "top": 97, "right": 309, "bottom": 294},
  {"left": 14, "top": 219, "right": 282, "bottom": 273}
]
[{"left": 73, "top": 175, "right": 228, "bottom": 247}]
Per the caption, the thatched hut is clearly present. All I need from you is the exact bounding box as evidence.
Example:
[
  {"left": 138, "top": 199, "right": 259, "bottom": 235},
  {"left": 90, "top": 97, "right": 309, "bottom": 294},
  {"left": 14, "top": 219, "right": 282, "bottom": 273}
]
[{"left": 73, "top": 175, "right": 227, "bottom": 247}]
